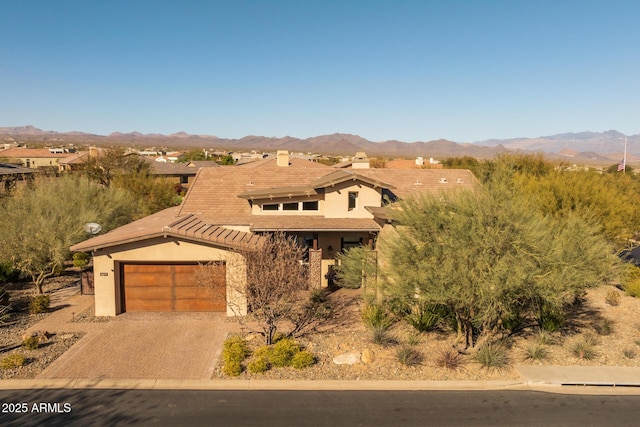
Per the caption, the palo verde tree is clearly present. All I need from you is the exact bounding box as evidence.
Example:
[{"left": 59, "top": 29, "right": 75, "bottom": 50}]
[
  {"left": 377, "top": 187, "right": 616, "bottom": 349},
  {"left": 0, "top": 175, "right": 138, "bottom": 293}
]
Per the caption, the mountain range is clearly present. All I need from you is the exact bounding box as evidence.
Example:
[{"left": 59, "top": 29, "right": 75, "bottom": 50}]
[{"left": 1, "top": 125, "right": 637, "bottom": 165}]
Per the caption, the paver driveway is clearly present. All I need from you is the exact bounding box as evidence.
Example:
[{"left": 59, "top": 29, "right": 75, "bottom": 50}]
[{"left": 38, "top": 310, "right": 228, "bottom": 380}]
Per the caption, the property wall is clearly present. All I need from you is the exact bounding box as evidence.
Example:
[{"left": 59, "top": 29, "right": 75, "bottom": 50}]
[
  {"left": 91, "top": 236, "right": 246, "bottom": 317},
  {"left": 324, "top": 182, "right": 381, "bottom": 218}
]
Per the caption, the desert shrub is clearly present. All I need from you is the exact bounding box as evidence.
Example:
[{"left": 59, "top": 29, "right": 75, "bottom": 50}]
[
  {"left": 221, "top": 336, "right": 249, "bottom": 377},
  {"left": 309, "top": 289, "right": 328, "bottom": 305},
  {"left": 593, "top": 318, "right": 614, "bottom": 336},
  {"left": 362, "top": 304, "right": 393, "bottom": 331},
  {"left": 247, "top": 356, "right": 270, "bottom": 374},
  {"left": 475, "top": 342, "right": 510, "bottom": 369},
  {"left": 29, "top": 295, "right": 50, "bottom": 314},
  {"left": 22, "top": 336, "right": 39, "bottom": 350},
  {"left": 571, "top": 337, "right": 597, "bottom": 360},
  {"left": 0, "top": 261, "right": 19, "bottom": 282},
  {"left": 0, "top": 287, "right": 9, "bottom": 306},
  {"left": 535, "top": 330, "right": 554, "bottom": 346},
  {"left": 406, "top": 330, "right": 422, "bottom": 347},
  {"left": 621, "top": 264, "right": 640, "bottom": 298},
  {"left": 538, "top": 304, "right": 565, "bottom": 332},
  {"left": 270, "top": 338, "right": 301, "bottom": 367},
  {"left": 405, "top": 303, "right": 442, "bottom": 332},
  {"left": 396, "top": 344, "right": 423, "bottom": 367},
  {"left": 605, "top": 288, "right": 621, "bottom": 306},
  {"left": 623, "top": 348, "right": 636, "bottom": 359},
  {"left": 72, "top": 252, "right": 90, "bottom": 268},
  {"left": 0, "top": 353, "right": 26, "bottom": 369},
  {"left": 523, "top": 343, "right": 548, "bottom": 362},
  {"left": 436, "top": 348, "right": 465, "bottom": 370},
  {"left": 501, "top": 310, "right": 526, "bottom": 334},
  {"left": 372, "top": 328, "right": 395, "bottom": 346},
  {"left": 385, "top": 296, "right": 411, "bottom": 317},
  {"left": 291, "top": 351, "right": 316, "bottom": 369}
]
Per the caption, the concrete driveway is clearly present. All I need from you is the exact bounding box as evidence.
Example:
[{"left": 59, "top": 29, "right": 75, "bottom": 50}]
[{"left": 33, "top": 293, "right": 230, "bottom": 380}]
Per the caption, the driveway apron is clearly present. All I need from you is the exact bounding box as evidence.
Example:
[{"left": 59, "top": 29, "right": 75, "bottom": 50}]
[{"left": 37, "top": 311, "right": 228, "bottom": 380}]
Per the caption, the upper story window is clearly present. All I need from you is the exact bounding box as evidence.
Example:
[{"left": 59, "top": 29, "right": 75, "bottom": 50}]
[
  {"left": 348, "top": 191, "right": 358, "bottom": 211},
  {"left": 262, "top": 203, "right": 279, "bottom": 211},
  {"left": 282, "top": 202, "right": 298, "bottom": 211},
  {"left": 302, "top": 201, "right": 319, "bottom": 211}
]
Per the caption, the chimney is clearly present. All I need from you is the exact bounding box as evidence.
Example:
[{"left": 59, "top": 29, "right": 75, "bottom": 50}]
[
  {"left": 277, "top": 150, "right": 289, "bottom": 167},
  {"left": 352, "top": 151, "right": 370, "bottom": 169},
  {"left": 415, "top": 156, "right": 424, "bottom": 166}
]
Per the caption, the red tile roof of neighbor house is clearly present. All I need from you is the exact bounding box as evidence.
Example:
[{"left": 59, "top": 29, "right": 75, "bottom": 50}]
[
  {"left": 71, "top": 155, "right": 478, "bottom": 250},
  {"left": 70, "top": 207, "right": 263, "bottom": 252},
  {"left": 0, "top": 148, "right": 76, "bottom": 158}
]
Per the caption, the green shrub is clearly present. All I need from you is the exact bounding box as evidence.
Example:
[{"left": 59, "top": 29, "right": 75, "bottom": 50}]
[
  {"left": 593, "top": 318, "right": 614, "bottom": 336},
  {"left": 72, "top": 252, "right": 90, "bottom": 268},
  {"left": 247, "top": 356, "right": 270, "bottom": 374},
  {"left": 362, "top": 304, "right": 392, "bottom": 330},
  {"left": 22, "top": 336, "right": 39, "bottom": 350},
  {"left": 538, "top": 304, "right": 565, "bottom": 332},
  {"left": 291, "top": 351, "right": 316, "bottom": 369},
  {"left": 221, "top": 336, "right": 249, "bottom": 376},
  {"left": 621, "top": 264, "right": 640, "bottom": 297},
  {"left": 0, "top": 353, "right": 26, "bottom": 369},
  {"left": 309, "top": 289, "right": 327, "bottom": 304},
  {"left": 523, "top": 343, "right": 548, "bottom": 362},
  {"left": 406, "top": 330, "right": 422, "bottom": 347},
  {"left": 0, "top": 261, "right": 19, "bottom": 282},
  {"left": 436, "top": 348, "right": 465, "bottom": 370},
  {"left": 0, "top": 305, "right": 9, "bottom": 324},
  {"left": 270, "top": 338, "right": 301, "bottom": 367},
  {"left": 571, "top": 337, "right": 597, "bottom": 360},
  {"left": 475, "top": 342, "right": 510, "bottom": 369},
  {"left": 396, "top": 345, "right": 422, "bottom": 367},
  {"left": 535, "top": 330, "right": 554, "bottom": 346},
  {"left": 405, "top": 303, "right": 442, "bottom": 332},
  {"left": 29, "top": 295, "right": 50, "bottom": 314}
]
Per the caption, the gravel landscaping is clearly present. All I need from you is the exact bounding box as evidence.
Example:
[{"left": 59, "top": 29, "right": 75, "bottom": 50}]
[{"left": 214, "top": 285, "right": 640, "bottom": 381}]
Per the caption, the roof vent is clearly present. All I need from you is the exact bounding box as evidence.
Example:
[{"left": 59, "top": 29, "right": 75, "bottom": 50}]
[
  {"left": 413, "top": 179, "right": 422, "bottom": 185},
  {"left": 456, "top": 178, "right": 463, "bottom": 184},
  {"left": 439, "top": 178, "right": 448, "bottom": 184}
]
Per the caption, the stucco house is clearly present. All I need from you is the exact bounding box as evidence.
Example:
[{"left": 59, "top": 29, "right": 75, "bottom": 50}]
[{"left": 71, "top": 150, "right": 476, "bottom": 317}]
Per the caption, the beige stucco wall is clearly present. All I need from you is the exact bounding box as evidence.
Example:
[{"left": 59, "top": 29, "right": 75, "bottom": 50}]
[
  {"left": 324, "top": 182, "right": 381, "bottom": 218},
  {"left": 91, "top": 236, "right": 246, "bottom": 317}
]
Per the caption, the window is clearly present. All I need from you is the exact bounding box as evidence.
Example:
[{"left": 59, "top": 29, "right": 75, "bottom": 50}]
[
  {"left": 341, "top": 236, "right": 363, "bottom": 251},
  {"left": 180, "top": 176, "right": 189, "bottom": 184},
  {"left": 262, "top": 203, "right": 279, "bottom": 211},
  {"left": 283, "top": 202, "right": 298, "bottom": 211},
  {"left": 348, "top": 192, "right": 358, "bottom": 211},
  {"left": 302, "top": 201, "right": 319, "bottom": 211}
]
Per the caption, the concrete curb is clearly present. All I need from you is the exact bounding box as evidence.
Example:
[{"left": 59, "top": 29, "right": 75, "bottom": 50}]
[{"left": 2, "top": 379, "right": 639, "bottom": 394}]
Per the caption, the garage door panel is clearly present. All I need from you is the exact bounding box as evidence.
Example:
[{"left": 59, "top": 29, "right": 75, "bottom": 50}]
[
  {"left": 122, "top": 263, "right": 226, "bottom": 312},
  {"left": 126, "top": 286, "right": 173, "bottom": 300},
  {"left": 126, "top": 298, "right": 172, "bottom": 312},
  {"left": 173, "top": 298, "right": 226, "bottom": 311}
]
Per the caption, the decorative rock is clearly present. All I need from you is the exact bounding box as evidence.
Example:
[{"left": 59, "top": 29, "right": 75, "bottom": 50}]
[
  {"left": 333, "top": 352, "right": 360, "bottom": 365},
  {"left": 361, "top": 348, "right": 375, "bottom": 365}
]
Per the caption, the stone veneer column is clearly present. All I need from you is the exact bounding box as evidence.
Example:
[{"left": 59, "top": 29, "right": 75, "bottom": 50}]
[{"left": 308, "top": 249, "right": 322, "bottom": 289}]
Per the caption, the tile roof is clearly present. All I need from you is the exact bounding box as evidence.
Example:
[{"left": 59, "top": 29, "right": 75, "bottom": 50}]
[
  {"left": 0, "top": 163, "right": 37, "bottom": 176},
  {"left": 70, "top": 207, "right": 263, "bottom": 252},
  {"left": 0, "top": 148, "right": 75, "bottom": 158}
]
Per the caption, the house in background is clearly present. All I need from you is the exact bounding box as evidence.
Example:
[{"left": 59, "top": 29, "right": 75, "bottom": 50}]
[
  {"left": 0, "top": 163, "right": 37, "bottom": 195},
  {"left": 71, "top": 150, "right": 476, "bottom": 317},
  {"left": 0, "top": 147, "right": 82, "bottom": 170},
  {"left": 142, "top": 158, "right": 221, "bottom": 189}
]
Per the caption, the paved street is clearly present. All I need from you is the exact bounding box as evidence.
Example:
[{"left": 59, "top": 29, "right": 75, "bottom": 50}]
[{"left": 1, "top": 389, "right": 640, "bottom": 427}]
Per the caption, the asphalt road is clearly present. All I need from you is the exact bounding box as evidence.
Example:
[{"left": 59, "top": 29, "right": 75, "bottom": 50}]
[{"left": 1, "top": 389, "right": 639, "bottom": 426}]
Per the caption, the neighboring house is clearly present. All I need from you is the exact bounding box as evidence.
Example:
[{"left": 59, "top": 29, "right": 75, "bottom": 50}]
[
  {"left": 143, "top": 158, "right": 220, "bottom": 188},
  {"left": 0, "top": 147, "right": 81, "bottom": 170},
  {"left": 71, "top": 150, "right": 476, "bottom": 317}
]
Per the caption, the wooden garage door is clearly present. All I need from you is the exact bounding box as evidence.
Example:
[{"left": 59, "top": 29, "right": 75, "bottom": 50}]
[{"left": 122, "top": 263, "right": 226, "bottom": 312}]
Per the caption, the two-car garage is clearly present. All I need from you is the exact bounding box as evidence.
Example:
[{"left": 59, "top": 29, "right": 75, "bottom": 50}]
[{"left": 120, "top": 263, "right": 226, "bottom": 312}]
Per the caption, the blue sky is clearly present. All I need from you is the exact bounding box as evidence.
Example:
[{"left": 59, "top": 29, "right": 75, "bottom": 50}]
[{"left": 1, "top": 0, "right": 638, "bottom": 142}]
